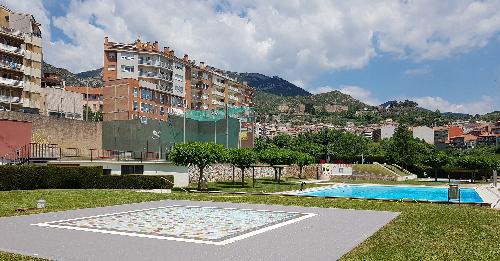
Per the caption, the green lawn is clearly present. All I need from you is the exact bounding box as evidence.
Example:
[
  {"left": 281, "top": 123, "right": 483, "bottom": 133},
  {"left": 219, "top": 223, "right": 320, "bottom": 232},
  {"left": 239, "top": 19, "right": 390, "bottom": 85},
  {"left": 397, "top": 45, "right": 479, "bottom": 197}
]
[
  {"left": 0, "top": 184, "right": 499, "bottom": 260},
  {"left": 353, "top": 164, "right": 402, "bottom": 176},
  {"left": 180, "top": 177, "right": 325, "bottom": 193}
]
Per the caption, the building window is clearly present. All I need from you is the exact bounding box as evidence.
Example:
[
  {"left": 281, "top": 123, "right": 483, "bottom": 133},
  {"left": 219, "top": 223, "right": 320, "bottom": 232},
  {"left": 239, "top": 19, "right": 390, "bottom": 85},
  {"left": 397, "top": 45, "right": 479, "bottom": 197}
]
[
  {"left": 121, "top": 65, "right": 134, "bottom": 73},
  {"left": 160, "top": 106, "right": 165, "bottom": 115},
  {"left": 160, "top": 94, "right": 165, "bottom": 104},
  {"left": 133, "top": 101, "right": 137, "bottom": 111},
  {"left": 133, "top": 87, "right": 138, "bottom": 97},
  {"left": 107, "top": 65, "right": 116, "bottom": 71},
  {"left": 108, "top": 52, "right": 116, "bottom": 59}
]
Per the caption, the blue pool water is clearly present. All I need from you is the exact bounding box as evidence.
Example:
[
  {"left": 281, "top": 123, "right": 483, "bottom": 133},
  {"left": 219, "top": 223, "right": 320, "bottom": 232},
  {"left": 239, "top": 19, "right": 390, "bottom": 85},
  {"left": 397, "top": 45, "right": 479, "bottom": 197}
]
[{"left": 300, "top": 185, "right": 483, "bottom": 203}]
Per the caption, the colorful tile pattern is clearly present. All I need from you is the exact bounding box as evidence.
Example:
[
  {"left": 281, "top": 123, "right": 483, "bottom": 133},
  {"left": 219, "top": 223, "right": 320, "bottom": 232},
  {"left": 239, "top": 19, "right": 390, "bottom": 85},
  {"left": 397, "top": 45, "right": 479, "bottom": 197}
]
[{"left": 37, "top": 206, "right": 311, "bottom": 243}]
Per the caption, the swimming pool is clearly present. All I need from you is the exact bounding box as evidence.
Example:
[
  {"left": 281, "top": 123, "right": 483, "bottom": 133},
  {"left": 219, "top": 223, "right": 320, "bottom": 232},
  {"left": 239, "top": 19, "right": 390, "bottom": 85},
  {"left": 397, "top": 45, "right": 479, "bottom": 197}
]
[{"left": 299, "top": 185, "right": 484, "bottom": 203}]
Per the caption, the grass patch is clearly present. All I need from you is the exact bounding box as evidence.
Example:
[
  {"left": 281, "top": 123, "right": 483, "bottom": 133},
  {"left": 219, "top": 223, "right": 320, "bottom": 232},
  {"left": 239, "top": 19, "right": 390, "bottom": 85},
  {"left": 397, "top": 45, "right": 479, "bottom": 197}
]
[
  {"left": 0, "top": 185, "right": 498, "bottom": 260},
  {"left": 179, "top": 177, "right": 326, "bottom": 193},
  {"left": 353, "top": 164, "right": 400, "bottom": 176}
]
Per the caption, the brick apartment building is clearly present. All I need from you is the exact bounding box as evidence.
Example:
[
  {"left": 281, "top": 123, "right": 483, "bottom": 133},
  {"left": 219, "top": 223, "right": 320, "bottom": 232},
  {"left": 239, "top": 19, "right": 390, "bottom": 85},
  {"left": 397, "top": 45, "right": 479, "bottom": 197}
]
[
  {"left": 65, "top": 86, "right": 103, "bottom": 113},
  {"left": 0, "top": 5, "right": 43, "bottom": 112},
  {"left": 102, "top": 37, "right": 255, "bottom": 121}
]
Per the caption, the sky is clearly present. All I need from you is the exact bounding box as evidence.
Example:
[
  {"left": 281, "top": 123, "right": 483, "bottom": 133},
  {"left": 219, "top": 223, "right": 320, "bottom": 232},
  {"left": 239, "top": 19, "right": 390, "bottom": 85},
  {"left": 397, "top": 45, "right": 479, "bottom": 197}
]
[{"left": 3, "top": 0, "right": 500, "bottom": 115}]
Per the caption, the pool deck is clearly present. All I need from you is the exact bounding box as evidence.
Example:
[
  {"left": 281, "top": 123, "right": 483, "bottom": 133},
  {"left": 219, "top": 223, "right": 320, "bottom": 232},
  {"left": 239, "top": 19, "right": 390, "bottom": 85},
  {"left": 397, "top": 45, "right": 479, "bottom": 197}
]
[{"left": 0, "top": 199, "right": 399, "bottom": 261}]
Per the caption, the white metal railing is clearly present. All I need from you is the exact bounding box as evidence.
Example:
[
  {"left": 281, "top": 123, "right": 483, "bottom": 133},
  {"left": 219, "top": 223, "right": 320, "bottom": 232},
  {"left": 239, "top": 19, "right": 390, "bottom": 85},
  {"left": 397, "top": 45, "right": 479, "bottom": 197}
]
[
  {"left": 139, "top": 80, "right": 157, "bottom": 90},
  {"left": 212, "top": 100, "right": 225, "bottom": 106},
  {"left": 0, "top": 77, "right": 23, "bottom": 87},
  {"left": 201, "top": 94, "right": 209, "bottom": 100},
  {"left": 229, "top": 95, "right": 238, "bottom": 101},
  {"left": 212, "top": 90, "right": 225, "bottom": 97}
]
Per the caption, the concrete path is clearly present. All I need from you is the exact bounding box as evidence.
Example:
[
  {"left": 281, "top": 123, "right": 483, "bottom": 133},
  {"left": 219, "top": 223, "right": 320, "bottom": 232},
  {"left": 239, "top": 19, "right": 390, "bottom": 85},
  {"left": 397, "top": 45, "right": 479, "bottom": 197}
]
[{"left": 0, "top": 200, "right": 398, "bottom": 261}]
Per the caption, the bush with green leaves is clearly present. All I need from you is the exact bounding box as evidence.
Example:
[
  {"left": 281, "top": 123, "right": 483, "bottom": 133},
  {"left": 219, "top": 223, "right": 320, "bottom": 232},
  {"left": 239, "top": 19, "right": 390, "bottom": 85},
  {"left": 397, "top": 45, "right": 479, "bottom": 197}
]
[
  {"left": 227, "top": 148, "right": 258, "bottom": 186},
  {"left": 169, "top": 142, "right": 226, "bottom": 190},
  {"left": 0, "top": 166, "right": 173, "bottom": 190}
]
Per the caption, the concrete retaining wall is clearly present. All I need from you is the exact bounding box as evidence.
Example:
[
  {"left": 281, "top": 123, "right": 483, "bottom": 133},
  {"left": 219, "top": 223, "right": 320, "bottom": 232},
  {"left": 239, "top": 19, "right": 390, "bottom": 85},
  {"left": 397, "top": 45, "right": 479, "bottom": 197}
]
[{"left": 0, "top": 111, "right": 102, "bottom": 152}]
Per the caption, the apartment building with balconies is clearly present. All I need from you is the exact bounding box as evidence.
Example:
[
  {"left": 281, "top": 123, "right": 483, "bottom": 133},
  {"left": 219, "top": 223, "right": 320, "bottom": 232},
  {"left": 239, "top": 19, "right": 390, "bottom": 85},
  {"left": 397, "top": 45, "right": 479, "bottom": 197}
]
[
  {"left": 103, "top": 37, "right": 189, "bottom": 121},
  {"left": 0, "top": 5, "right": 43, "bottom": 112},
  {"left": 188, "top": 62, "right": 254, "bottom": 111},
  {"left": 103, "top": 37, "right": 255, "bottom": 122}
]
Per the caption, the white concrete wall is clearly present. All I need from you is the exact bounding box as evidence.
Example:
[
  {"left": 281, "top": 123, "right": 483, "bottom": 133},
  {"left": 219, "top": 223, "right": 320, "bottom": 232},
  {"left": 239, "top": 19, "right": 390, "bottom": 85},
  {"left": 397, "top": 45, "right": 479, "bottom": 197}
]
[
  {"left": 46, "top": 161, "right": 189, "bottom": 187},
  {"left": 117, "top": 51, "right": 139, "bottom": 79},
  {"left": 45, "top": 88, "right": 83, "bottom": 119},
  {"left": 413, "top": 126, "right": 434, "bottom": 144},
  {"left": 381, "top": 125, "right": 396, "bottom": 139}
]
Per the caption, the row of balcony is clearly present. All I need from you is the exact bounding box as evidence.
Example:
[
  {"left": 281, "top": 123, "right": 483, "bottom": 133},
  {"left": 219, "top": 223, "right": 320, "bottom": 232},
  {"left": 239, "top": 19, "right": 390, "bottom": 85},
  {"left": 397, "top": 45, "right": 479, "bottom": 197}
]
[
  {"left": 212, "top": 90, "right": 225, "bottom": 97},
  {"left": 212, "top": 100, "right": 225, "bottom": 106},
  {"left": 0, "top": 77, "right": 23, "bottom": 88},
  {"left": 138, "top": 71, "right": 173, "bottom": 82},
  {"left": 0, "top": 43, "right": 23, "bottom": 56},
  {"left": 0, "top": 26, "right": 23, "bottom": 39},
  {"left": 0, "top": 59, "right": 23, "bottom": 72},
  {"left": 138, "top": 59, "right": 173, "bottom": 70},
  {"left": 0, "top": 94, "right": 23, "bottom": 104},
  {"left": 139, "top": 80, "right": 173, "bottom": 93},
  {"left": 229, "top": 95, "right": 239, "bottom": 101}
]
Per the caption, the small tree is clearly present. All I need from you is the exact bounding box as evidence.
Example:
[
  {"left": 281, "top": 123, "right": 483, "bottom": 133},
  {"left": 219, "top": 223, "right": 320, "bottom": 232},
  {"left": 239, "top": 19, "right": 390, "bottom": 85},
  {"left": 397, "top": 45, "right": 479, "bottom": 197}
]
[
  {"left": 259, "top": 148, "right": 296, "bottom": 183},
  {"left": 422, "top": 151, "right": 450, "bottom": 181},
  {"left": 294, "top": 152, "right": 315, "bottom": 179},
  {"left": 169, "top": 142, "right": 225, "bottom": 190},
  {"left": 227, "top": 148, "right": 258, "bottom": 187}
]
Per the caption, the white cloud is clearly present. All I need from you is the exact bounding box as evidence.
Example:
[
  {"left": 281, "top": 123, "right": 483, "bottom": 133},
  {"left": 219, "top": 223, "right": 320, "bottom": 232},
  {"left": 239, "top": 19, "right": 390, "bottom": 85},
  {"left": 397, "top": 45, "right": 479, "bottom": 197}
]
[
  {"left": 409, "top": 96, "right": 499, "bottom": 115},
  {"left": 3, "top": 0, "right": 500, "bottom": 80},
  {"left": 314, "top": 85, "right": 382, "bottom": 106},
  {"left": 404, "top": 65, "right": 431, "bottom": 76}
]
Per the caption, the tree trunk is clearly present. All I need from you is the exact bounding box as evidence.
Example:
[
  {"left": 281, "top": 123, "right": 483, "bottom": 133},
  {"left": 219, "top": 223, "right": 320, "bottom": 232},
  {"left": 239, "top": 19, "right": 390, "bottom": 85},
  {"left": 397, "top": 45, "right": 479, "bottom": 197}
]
[
  {"left": 434, "top": 168, "right": 438, "bottom": 182},
  {"left": 299, "top": 166, "right": 303, "bottom": 179},
  {"left": 241, "top": 168, "right": 245, "bottom": 187},
  {"left": 274, "top": 167, "right": 278, "bottom": 181},
  {"left": 197, "top": 166, "right": 204, "bottom": 191}
]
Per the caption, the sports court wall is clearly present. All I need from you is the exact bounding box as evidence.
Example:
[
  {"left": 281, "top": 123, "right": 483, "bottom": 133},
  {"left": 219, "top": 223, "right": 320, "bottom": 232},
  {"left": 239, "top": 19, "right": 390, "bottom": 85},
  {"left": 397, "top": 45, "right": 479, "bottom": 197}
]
[{"left": 102, "top": 115, "right": 241, "bottom": 154}]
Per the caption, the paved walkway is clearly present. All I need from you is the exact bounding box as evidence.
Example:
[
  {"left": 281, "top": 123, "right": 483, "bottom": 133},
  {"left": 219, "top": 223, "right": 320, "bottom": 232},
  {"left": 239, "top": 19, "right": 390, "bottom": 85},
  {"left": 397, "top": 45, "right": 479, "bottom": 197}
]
[{"left": 0, "top": 200, "right": 398, "bottom": 261}]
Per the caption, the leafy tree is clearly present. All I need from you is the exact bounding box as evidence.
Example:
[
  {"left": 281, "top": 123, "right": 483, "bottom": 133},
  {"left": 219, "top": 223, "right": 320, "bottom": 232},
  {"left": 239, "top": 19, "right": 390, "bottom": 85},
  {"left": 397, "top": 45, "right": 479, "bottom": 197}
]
[
  {"left": 259, "top": 148, "right": 296, "bottom": 182},
  {"left": 326, "top": 132, "right": 369, "bottom": 161},
  {"left": 388, "top": 125, "right": 418, "bottom": 168},
  {"left": 422, "top": 150, "right": 450, "bottom": 181},
  {"left": 83, "top": 105, "right": 103, "bottom": 122},
  {"left": 294, "top": 152, "right": 315, "bottom": 178},
  {"left": 254, "top": 137, "right": 276, "bottom": 152},
  {"left": 227, "top": 148, "right": 258, "bottom": 187},
  {"left": 169, "top": 142, "right": 225, "bottom": 190},
  {"left": 272, "top": 133, "right": 294, "bottom": 148}
]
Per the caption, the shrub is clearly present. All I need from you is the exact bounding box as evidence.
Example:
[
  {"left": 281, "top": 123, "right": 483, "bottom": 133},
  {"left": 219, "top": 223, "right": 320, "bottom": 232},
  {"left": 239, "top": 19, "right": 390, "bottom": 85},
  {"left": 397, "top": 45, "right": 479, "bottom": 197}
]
[{"left": 0, "top": 165, "right": 173, "bottom": 191}]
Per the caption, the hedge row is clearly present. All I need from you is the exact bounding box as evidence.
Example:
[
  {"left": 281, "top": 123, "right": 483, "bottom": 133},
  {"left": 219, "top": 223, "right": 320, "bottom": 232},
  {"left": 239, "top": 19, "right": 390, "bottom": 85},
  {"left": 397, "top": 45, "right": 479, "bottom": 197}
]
[{"left": 0, "top": 165, "right": 173, "bottom": 191}]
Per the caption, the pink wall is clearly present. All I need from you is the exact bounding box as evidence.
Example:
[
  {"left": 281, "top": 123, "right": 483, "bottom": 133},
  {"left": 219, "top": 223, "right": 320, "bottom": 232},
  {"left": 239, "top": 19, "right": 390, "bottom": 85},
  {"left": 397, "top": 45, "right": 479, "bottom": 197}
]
[{"left": 0, "top": 119, "right": 32, "bottom": 157}]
